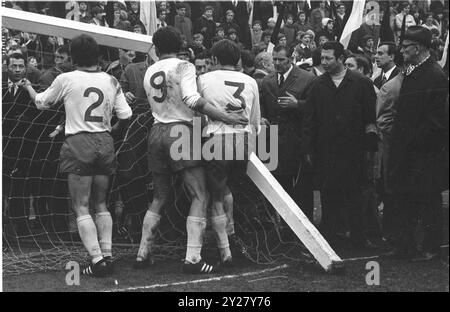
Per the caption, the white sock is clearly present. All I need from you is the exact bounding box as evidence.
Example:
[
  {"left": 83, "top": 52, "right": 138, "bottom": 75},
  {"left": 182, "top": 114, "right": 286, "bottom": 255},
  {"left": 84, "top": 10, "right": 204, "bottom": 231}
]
[
  {"left": 77, "top": 215, "right": 103, "bottom": 264},
  {"left": 137, "top": 210, "right": 161, "bottom": 261},
  {"left": 95, "top": 211, "right": 113, "bottom": 258},
  {"left": 185, "top": 216, "right": 206, "bottom": 264},
  {"left": 224, "top": 192, "right": 235, "bottom": 235},
  {"left": 211, "top": 214, "right": 232, "bottom": 261}
]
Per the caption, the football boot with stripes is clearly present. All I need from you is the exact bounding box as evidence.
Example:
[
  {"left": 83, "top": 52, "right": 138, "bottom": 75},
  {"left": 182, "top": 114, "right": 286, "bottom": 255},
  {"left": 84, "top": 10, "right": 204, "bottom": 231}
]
[{"left": 182, "top": 260, "right": 220, "bottom": 274}]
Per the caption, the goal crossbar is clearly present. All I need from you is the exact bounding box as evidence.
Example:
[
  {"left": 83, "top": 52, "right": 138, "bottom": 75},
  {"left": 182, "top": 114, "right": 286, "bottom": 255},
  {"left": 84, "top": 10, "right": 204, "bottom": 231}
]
[
  {"left": 2, "top": 7, "right": 343, "bottom": 272},
  {"left": 1, "top": 7, "right": 153, "bottom": 53}
]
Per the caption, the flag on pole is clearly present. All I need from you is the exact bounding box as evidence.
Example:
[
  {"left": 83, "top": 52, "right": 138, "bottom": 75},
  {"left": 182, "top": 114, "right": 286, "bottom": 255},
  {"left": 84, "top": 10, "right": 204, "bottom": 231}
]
[
  {"left": 340, "top": 0, "right": 366, "bottom": 49},
  {"left": 267, "top": 4, "right": 284, "bottom": 55},
  {"left": 439, "top": 32, "right": 449, "bottom": 68},
  {"left": 140, "top": 0, "right": 158, "bottom": 36}
]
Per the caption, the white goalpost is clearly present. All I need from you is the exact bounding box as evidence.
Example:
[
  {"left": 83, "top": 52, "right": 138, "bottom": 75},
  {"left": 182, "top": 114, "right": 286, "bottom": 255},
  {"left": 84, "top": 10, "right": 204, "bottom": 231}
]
[{"left": 1, "top": 7, "right": 344, "bottom": 273}]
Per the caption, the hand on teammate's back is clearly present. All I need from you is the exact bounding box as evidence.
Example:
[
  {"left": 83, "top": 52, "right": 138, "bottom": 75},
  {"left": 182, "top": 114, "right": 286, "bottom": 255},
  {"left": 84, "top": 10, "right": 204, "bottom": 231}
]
[{"left": 224, "top": 107, "right": 248, "bottom": 125}]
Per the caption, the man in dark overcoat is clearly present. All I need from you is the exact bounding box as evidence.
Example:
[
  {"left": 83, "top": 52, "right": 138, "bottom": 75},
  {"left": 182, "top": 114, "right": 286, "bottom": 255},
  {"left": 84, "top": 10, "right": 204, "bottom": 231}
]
[
  {"left": 386, "top": 26, "right": 448, "bottom": 261},
  {"left": 302, "top": 41, "right": 378, "bottom": 247}
]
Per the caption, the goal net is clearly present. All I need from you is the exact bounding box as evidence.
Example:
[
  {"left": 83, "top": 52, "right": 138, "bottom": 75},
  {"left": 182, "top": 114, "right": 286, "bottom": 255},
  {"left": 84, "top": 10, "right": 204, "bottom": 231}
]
[{"left": 2, "top": 5, "right": 316, "bottom": 276}]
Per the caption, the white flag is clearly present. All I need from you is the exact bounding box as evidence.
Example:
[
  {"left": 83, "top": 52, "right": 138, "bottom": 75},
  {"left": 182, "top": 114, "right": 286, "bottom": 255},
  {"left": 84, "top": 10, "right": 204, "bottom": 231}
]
[
  {"left": 140, "top": 0, "right": 157, "bottom": 36},
  {"left": 438, "top": 32, "right": 449, "bottom": 68},
  {"left": 340, "top": 0, "right": 366, "bottom": 49}
]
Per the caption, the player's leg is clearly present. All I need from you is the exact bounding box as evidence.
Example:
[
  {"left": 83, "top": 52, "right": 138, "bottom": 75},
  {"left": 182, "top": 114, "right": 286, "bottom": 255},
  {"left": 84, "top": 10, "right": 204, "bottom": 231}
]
[
  {"left": 90, "top": 175, "right": 113, "bottom": 260},
  {"left": 181, "top": 166, "right": 219, "bottom": 273},
  {"left": 135, "top": 173, "right": 171, "bottom": 266},
  {"left": 68, "top": 173, "right": 108, "bottom": 276},
  {"left": 224, "top": 186, "right": 235, "bottom": 236},
  {"left": 207, "top": 165, "right": 233, "bottom": 264}
]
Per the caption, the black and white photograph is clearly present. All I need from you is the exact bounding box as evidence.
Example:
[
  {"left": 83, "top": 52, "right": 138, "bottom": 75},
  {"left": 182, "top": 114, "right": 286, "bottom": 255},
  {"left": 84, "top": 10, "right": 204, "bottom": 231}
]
[{"left": 1, "top": 0, "right": 448, "bottom": 295}]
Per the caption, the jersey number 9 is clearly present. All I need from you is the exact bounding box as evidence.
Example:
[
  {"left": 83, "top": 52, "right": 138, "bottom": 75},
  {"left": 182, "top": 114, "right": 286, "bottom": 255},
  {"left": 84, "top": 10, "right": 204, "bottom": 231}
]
[{"left": 150, "top": 71, "right": 167, "bottom": 103}]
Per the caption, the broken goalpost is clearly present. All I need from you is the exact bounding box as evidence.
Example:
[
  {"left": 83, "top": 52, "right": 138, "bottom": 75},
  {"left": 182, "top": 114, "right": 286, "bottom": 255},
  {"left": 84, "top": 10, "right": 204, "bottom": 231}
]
[{"left": 1, "top": 7, "right": 344, "bottom": 273}]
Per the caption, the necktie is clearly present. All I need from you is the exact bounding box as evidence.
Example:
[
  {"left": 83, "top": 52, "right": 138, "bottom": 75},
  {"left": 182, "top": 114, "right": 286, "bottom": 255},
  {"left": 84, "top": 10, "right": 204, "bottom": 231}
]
[
  {"left": 278, "top": 74, "right": 284, "bottom": 88},
  {"left": 381, "top": 74, "right": 387, "bottom": 86}
]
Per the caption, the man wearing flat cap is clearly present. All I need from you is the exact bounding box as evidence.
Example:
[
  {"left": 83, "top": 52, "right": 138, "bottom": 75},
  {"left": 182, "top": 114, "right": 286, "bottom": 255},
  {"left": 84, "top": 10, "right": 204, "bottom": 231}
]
[{"left": 386, "top": 26, "right": 448, "bottom": 261}]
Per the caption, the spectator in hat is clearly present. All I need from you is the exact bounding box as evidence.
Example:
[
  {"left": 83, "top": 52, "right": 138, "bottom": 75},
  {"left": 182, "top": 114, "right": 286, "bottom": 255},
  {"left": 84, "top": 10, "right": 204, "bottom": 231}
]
[
  {"left": 267, "top": 17, "right": 276, "bottom": 34},
  {"left": 386, "top": 26, "right": 448, "bottom": 261},
  {"left": 316, "top": 18, "right": 336, "bottom": 44}
]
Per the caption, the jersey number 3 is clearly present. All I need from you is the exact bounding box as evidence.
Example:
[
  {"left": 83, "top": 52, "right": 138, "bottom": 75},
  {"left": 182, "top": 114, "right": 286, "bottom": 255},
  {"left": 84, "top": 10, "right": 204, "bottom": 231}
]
[
  {"left": 150, "top": 71, "right": 167, "bottom": 103},
  {"left": 84, "top": 87, "right": 104, "bottom": 123},
  {"left": 225, "top": 81, "right": 246, "bottom": 111}
]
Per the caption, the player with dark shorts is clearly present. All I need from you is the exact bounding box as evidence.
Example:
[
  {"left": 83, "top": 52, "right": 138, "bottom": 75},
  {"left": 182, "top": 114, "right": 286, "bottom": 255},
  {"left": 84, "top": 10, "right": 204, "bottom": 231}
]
[
  {"left": 21, "top": 34, "right": 132, "bottom": 277},
  {"left": 197, "top": 39, "right": 261, "bottom": 265},
  {"left": 135, "top": 27, "right": 248, "bottom": 274}
]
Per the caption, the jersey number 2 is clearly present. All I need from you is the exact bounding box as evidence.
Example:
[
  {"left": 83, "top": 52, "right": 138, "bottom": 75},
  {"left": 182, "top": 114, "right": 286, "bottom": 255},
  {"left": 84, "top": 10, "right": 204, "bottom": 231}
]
[
  {"left": 84, "top": 87, "right": 104, "bottom": 123},
  {"left": 150, "top": 71, "right": 167, "bottom": 103},
  {"left": 225, "top": 81, "right": 246, "bottom": 111}
]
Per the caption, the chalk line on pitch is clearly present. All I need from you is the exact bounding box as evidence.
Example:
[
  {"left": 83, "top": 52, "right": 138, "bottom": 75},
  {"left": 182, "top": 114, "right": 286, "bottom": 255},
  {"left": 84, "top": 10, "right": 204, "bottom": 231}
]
[{"left": 105, "top": 264, "right": 289, "bottom": 292}]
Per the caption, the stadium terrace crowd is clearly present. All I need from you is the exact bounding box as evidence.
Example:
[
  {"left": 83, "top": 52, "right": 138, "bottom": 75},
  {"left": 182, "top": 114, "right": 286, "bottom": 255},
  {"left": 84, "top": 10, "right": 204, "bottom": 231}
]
[{"left": 2, "top": 1, "right": 449, "bottom": 276}]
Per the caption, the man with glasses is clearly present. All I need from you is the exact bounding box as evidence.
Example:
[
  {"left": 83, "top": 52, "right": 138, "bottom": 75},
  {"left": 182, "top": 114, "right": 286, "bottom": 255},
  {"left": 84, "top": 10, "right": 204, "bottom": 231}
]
[{"left": 385, "top": 26, "right": 448, "bottom": 261}]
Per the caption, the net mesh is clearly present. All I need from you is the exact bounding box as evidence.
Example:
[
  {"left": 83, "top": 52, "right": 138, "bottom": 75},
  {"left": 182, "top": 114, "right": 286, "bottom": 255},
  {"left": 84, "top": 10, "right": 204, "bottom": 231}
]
[{"left": 2, "top": 25, "right": 313, "bottom": 277}]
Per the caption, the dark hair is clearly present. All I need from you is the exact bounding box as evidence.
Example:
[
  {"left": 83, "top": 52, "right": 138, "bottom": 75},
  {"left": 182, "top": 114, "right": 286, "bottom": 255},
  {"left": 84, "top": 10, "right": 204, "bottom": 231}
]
[
  {"left": 228, "top": 28, "right": 238, "bottom": 35},
  {"left": 6, "top": 53, "right": 26, "bottom": 66},
  {"left": 349, "top": 54, "right": 372, "bottom": 75},
  {"left": 262, "top": 30, "right": 272, "bottom": 38},
  {"left": 312, "top": 47, "right": 322, "bottom": 66},
  {"left": 195, "top": 51, "right": 211, "bottom": 60},
  {"left": 253, "top": 20, "right": 262, "bottom": 26},
  {"left": 273, "top": 44, "right": 295, "bottom": 58},
  {"left": 91, "top": 6, "right": 103, "bottom": 16},
  {"left": 176, "top": 3, "right": 186, "bottom": 10},
  {"left": 70, "top": 34, "right": 99, "bottom": 67},
  {"left": 211, "top": 39, "right": 241, "bottom": 66},
  {"left": 133, "top": 23, "right": 147, "bottom": 35},
  {"left": 204, "top": 5, "right": 213, "bottom": 13},
  {"left": 152, "top": 26, "right": 182, "bottom": 55},
  {"left": 378, "top": 41, "right": 397, "bottom": 56},
  {"left": 240, "top": 50, "right": 255, "bottom": 68},
  {"left": 322, "top": 41, "right": 345, "bottom": 59}
]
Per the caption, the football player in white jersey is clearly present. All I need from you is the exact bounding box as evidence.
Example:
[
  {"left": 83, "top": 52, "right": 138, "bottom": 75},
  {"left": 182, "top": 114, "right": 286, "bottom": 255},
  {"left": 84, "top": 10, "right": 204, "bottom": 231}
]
[
  {"left": 21, "top": 34, "right": 132, "bottom": 277},
  {"left": 135, "top": 26, "right": 248, "bottom": 274},
  {"left": 197, "top": 39, "right": 261, "bottom": 265}
]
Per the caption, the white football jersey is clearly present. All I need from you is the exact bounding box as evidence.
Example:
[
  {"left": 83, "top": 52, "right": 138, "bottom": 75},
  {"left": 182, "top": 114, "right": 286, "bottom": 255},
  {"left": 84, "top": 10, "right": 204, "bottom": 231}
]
[
  {"left": 35, "top": 70, "right": 132, "bottom": 135},
  {"left": 143, "top": 57, "right": 201, "bottom": 124},
  {"left": 197, "top": 70, "right": 261, "bottom": 134}
]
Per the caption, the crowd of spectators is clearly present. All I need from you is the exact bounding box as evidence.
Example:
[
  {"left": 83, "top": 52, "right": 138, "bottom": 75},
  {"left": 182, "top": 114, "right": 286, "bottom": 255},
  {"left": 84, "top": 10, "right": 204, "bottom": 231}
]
[
  {"left": 3, "top": 1, "right": 449, "bottom": 80},
  {"left": 2, "top": 1, "right": 449, "bottom": 260}
]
